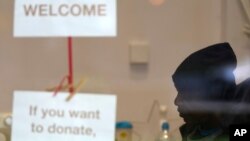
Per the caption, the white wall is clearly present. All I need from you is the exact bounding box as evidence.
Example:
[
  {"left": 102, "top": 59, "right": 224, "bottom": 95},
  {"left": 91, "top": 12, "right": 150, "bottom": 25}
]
[
  {"left": 224, "top": 0, "right": 250, "bottom": 83},
  {"left": 0, "top": 0, "right": 249, "bottom": 140}
]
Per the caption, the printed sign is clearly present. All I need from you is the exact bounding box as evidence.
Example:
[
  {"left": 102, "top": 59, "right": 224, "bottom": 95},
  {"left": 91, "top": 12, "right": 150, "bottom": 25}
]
[
  {"left": 12, "top": 91, "right": 117, "bottom": 141},
  {"left": 14, "top": 0, "right": 117, "bottom": 37}
]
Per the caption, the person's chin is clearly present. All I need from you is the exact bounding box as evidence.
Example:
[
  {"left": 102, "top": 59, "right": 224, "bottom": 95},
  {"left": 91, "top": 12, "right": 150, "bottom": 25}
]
[{"left": 180, "top": 114, "right": 189, "bottom": 122}]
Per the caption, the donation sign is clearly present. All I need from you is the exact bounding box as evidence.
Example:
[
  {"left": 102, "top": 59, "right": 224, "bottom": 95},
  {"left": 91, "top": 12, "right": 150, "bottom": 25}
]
[
  {"left": 14, "top": 0, "right": 117, "bottom": 37},
  {"left": 12, "top": 91, "right": 117, "bottom": 141}
]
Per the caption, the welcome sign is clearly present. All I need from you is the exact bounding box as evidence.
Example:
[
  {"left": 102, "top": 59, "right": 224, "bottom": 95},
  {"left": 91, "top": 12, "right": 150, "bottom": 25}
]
[
  {"left": 14, "top": 0, "right": 117, "bottom": 37},
  {"left": 12, "top": 91, "right": 117, "bottom": 141}
]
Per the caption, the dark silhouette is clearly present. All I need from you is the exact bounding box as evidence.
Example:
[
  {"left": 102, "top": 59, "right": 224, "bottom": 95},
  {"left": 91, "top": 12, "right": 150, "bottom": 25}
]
[
  {"left": 233, "top": 78, "right": 250, "bottom": 125},
  {"left": 172, "top": 42, "right": 239, "bottom": 141}
]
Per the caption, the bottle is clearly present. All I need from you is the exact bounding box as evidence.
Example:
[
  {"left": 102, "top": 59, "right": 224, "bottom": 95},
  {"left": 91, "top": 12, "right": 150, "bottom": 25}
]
[
  {"left": 159, "top": 105, "right": 168, "bottom": 128},
  {"left": 155, "top": 122, "right": 170, "bottom": 141},
  {"left": 115, "top": 121, "right": 133, "bottom": 141}
]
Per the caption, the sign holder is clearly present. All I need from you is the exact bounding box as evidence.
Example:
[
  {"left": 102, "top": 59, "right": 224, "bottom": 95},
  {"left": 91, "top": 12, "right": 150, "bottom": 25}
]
[
  {"left": 53, "top": 36, "right": 87, "bottom": 101},
  {"left": 67, "top": 37, "right": 74, "bottom": 94},
  {"left": 52, "top": 37, "right": 76, "bottom": 99}
]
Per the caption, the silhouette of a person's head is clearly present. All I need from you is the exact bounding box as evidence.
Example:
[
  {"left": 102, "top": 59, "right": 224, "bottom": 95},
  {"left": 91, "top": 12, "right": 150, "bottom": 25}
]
[{"left": 172, "top": 43, "right": 237, "bottom": 127}]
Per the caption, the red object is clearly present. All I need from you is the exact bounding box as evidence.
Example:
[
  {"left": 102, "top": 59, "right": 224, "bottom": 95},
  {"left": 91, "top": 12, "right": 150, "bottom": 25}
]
[
  {"left": 53, "top": 75, "right": 68, "bottom": 97},
  {"left": 68, "top": 37, "right": 74, "bottom": 94},
  {"left": 53, "top": 37, "right": 74, "bottom": 97}
]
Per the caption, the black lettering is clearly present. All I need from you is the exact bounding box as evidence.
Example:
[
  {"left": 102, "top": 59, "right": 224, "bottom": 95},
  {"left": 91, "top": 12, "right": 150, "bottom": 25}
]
[{"left": 23, "top": 4, "right": 38, "bottom": 16}]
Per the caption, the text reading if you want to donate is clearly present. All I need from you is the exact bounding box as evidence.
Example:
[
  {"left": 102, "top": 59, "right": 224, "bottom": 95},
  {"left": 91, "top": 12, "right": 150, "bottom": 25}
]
[{"left": 23, "top": 4, "right": 107, "bottom": 17}]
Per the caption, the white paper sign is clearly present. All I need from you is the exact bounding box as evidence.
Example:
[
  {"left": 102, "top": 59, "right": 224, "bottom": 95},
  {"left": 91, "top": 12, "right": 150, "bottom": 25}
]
[
  {"left": 14, "top": 0, "right": 117, "bottom": 37},
  {"left": 12, "top": 91, "right": 117, "bottom": 141}
]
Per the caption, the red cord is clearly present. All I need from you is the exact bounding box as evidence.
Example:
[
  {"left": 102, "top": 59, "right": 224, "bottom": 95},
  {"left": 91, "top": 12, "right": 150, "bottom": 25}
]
[
  {"left": 68, "top": 37, "right": 74, "bottom": 94},
  {"left": 53, "top": 75, "right": 69, "bottom": 97}
]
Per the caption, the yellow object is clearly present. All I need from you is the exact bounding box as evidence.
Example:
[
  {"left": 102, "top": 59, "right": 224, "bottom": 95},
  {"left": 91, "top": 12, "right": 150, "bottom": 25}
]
[
  {"left": 120, "top": 132, "right": 128, "bottom": 138},
  {"left": 66, "top": 78, "right": 87, "bottom": 101}
]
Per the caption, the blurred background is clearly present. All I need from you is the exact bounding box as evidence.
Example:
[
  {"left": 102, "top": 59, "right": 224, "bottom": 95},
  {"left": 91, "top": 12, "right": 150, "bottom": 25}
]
[{"left": 0, "top": 0, "right": 250, "bottom": 140}]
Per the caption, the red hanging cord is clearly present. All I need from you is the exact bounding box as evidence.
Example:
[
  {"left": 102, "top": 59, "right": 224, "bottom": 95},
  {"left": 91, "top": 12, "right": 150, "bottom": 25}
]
[{"left": 68, "top": 37, "right": 74, "bottom": 94}]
